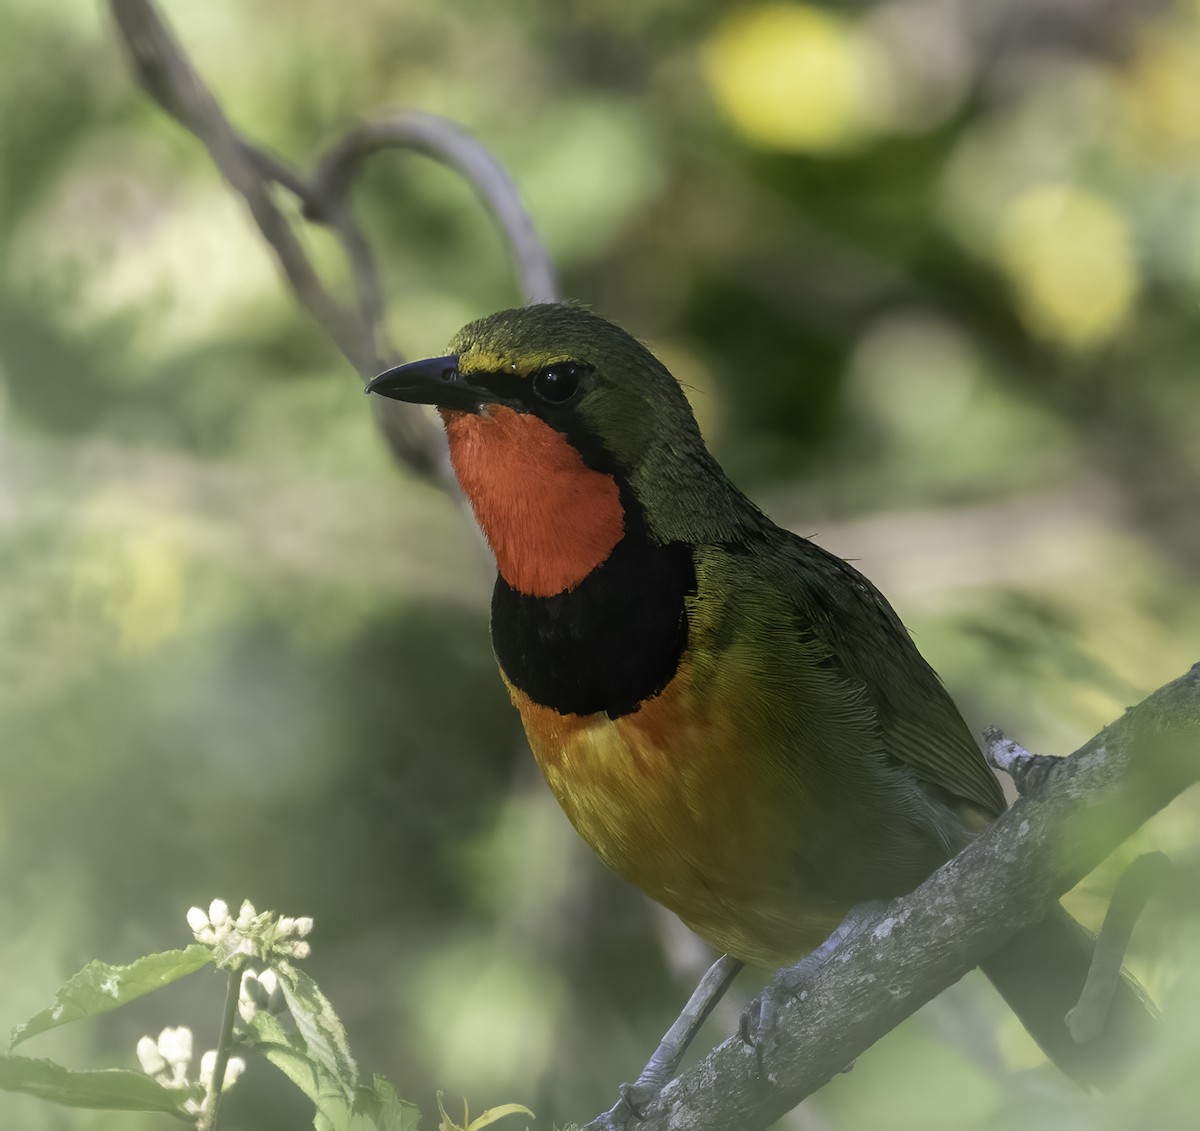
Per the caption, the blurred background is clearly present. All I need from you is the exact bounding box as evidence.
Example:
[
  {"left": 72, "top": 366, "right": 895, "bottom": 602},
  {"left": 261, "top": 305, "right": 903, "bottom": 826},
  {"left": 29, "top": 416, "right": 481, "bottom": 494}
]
[{"left": 2, "top": 0, "right": 1200, "bottom": 1128}]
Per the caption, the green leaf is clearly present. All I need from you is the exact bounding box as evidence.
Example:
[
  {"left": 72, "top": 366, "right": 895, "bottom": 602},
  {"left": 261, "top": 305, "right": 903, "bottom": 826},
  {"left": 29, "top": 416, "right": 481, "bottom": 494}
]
[
  {"left": 466, "top": 1104, "right": 534, "bottom": 1131},
  {"left": 313, "top": 1108, "right": 352, "bottom": 1131},
  {"left": 436, "top": 1093, "right": 532, "bottom": 1131},
  {"left": 243, "top": 982, "right": 408, "bottom": 1131},
  {"left": 244, "top": 1013, "right": 318, "bottom": 1101},
  {"left": 349, "top": 1076, "right": 420, "bottom": 1131},
  {"left": 246, "top": 1012, "right": 353, "bottom": 1130},
  {"left": 9, "top": 945, "right": 214, "bottom": 1050},
  {"left": 0, "top": 1054, "right": 197, "bottom": 1119},
  {"left": 275, "top": 961, "right": 357, "bottom": 1103}
]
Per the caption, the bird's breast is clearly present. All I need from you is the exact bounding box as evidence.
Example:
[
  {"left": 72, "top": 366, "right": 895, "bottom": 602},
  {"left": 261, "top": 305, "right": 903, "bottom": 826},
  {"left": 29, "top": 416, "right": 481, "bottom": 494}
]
[{"left": 505, "top": 662, "right": 841, "bottom": 967}]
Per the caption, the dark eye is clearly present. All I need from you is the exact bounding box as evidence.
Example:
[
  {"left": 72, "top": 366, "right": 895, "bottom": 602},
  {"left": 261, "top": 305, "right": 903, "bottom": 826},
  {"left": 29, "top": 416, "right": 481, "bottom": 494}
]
[{"left": 532, "top": 362, "right": 583, "bottom": 404}]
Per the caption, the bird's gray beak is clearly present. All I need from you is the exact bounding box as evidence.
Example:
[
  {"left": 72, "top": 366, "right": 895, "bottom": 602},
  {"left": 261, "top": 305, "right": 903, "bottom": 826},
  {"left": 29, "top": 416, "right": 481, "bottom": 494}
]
[{"left": 366, "top": 355, "right": 499, "bottom": 414}]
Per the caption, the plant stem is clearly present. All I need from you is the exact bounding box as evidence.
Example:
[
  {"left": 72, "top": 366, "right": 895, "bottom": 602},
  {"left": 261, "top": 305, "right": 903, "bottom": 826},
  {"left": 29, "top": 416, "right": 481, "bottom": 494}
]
[{"left": 198, "top": 966, "right": 241, "bottom": 1131}]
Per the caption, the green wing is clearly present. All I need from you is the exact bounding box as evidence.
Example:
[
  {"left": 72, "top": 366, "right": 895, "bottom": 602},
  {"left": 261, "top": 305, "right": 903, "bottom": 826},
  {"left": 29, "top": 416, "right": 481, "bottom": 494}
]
[{"left": 774, "top": 533, "right": 1006, "bottom": 820}]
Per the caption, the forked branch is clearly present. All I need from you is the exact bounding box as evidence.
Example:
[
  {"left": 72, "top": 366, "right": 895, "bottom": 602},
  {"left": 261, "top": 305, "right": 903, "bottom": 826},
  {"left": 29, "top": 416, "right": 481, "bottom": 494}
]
[{"left": 109, "top": 0, "right": 558, "bottom": 482}]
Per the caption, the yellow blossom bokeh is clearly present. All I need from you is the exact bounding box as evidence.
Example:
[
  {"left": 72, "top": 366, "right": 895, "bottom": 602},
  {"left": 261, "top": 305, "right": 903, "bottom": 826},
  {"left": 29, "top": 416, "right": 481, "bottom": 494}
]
[
  {"left": 998, "top": 184, "right": 1138, "bottom": 350},
  {"left": 702, "top": 3, "right": 888, "bottom": 152}
]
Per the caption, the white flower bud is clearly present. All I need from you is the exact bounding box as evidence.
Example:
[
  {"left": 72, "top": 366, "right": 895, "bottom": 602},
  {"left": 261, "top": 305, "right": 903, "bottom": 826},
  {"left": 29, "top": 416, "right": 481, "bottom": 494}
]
[
  {"left": 276, "top": 917, "right": 297, "bottom": 937},
  {"left": 136, "top": 1035, "right": 167, "bottom": 1076},
  {"left": 223, "top": 1056, "right": 246, "bottom": 1089},
  {"left": 199, "top": 1049, "right": 217, "bottom": 1088},
  {"left": 157, "top": 1026, "right": 193, "bottom": 1067},
  {"left": 199, "top": 1050, "right": 246, "bottom": 1091},
  {"left": 236, "top": 900, "right": 257, "bottom": 928},
  {"left": 293, "top": 917, "right": 314, "bottom": 937},
  {"left": 186, "top": 907, "right": 209, "bottom": 934},
  {"left": 290, "top": 940, "right": 311, "bottom": 960},
  {"left": 208, "top": 899, "right": 230, "bottom": 927},
  {"left": 257, "top": 968, "right": 278, "bottom": 996},
  {"left": 238, "top": 972, "right": 263, "bottom": 1022}
]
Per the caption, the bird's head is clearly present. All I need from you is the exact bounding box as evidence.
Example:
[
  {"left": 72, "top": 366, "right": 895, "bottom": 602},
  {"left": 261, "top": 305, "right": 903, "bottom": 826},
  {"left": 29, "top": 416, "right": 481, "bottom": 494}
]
[{"left": 368, "top": 302, "right": 758, "bottom": 596}]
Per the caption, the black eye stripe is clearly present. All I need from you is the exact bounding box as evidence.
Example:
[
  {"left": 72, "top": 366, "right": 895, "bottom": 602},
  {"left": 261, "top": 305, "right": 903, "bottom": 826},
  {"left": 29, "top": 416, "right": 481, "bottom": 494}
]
[
  {"left": 468, "top": 371, "right": 523, "bottom": 401},
  {"left": 464, "top": 362, "right": 590, "bottom": 408}
]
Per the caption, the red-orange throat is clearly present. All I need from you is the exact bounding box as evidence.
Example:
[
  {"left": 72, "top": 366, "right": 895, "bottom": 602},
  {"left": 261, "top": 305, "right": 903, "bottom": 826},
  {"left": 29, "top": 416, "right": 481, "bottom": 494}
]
[{"left": 441, "top": 406, "right": 625, "bottom": 597}]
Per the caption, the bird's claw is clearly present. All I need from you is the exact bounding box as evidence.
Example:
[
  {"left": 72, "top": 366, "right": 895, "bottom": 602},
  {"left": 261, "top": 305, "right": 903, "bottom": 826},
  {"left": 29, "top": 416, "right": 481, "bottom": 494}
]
[
  {"left": 590, "top": 1081, "right": 656, "bottom": 1131},
  {"left": 739, "top": 901, "right": 887, "bottom": 1083},
  {"left": 739, "top": 962, "right": 815, "bottom": 1085},
  {"left": 619, "top": 1080, "right": 659, "bottom": 1118}
]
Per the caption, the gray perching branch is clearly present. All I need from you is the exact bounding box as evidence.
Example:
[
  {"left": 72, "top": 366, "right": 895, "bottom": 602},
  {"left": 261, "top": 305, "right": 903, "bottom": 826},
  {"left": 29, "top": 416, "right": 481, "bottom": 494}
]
[
  {"left": 579, "top": 664, "right": 1200, "bottom": 1131},
  {"left": 108, "top": 0, "right": 560, "bottom": 483}
]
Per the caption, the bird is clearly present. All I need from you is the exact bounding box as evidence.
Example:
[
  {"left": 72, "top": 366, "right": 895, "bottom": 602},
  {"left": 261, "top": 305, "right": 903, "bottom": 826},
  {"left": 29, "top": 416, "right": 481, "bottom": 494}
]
[{"left": 367, "top": 301, "right": 1154, "bottom": 1108}]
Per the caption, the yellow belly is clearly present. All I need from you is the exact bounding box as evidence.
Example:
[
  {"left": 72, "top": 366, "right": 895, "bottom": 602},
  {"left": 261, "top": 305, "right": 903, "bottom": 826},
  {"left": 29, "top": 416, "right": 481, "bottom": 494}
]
[{"left": 504, "top": 661, "right": 842, "bottom": 968}]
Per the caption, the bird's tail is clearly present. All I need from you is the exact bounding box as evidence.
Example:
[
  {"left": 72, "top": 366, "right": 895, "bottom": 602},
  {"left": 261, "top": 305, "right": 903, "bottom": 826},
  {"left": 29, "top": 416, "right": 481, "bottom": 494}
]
[{"left": 980, "top": 905, "right": 1157, "bottom": 1090}]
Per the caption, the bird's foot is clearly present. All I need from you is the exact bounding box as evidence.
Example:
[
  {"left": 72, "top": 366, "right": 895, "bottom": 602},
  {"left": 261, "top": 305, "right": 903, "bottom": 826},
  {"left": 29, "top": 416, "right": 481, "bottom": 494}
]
[
  {"left": 618, "top": 1071, "right": 667, "bottom": 1117},
  {"left": 739, "top": 956, "right": 825, "bottom": 1086},
  {"left": 740, "top": 901, "right": 887, "bottom": 1084},
  {"left": 586, "top": 1072, "right": 670, "bottom": 1131},
  {"left": 587, "top": 954, "right": 743, "bottom": 1129},
  {"left": 586, "top": 1089, "right": 639, "bottom": 1131}
]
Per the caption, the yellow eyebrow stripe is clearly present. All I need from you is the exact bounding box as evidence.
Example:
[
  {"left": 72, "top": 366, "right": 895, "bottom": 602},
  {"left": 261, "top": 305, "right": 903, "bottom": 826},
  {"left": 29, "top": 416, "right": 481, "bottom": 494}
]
[
  {"left": 456, "top": 349, "right": 515, "bottom": 376},
  {"left": 457, "top": 348, "right": 575, "bottom": 378}
]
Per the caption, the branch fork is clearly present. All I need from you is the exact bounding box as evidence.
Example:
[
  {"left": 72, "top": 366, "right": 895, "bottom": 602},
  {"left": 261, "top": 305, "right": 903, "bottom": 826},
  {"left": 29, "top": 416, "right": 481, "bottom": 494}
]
[{"left": 109, "top": 0, "right": 558, "bottom": 484}]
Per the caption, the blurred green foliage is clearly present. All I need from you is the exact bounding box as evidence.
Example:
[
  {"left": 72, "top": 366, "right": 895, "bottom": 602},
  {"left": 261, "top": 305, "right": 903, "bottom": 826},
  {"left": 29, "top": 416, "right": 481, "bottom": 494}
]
[{"left": 2, "top": 1, "right": 1200, "bottom": 1129}]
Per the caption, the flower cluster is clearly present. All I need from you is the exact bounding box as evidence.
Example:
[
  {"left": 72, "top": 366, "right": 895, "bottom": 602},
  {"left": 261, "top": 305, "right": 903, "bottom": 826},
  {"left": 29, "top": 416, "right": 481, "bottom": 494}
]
[
  {"left": 129, "top": 898, "right": 320, "bottom": 1117},
  {"left": 135, "top": 1026, "right": 245, "bottom": 1115},
  {"left": 238, "top": 966, "right": 288, "bottom": 1024},
  {"left": 186, "top": 899, "right": 313, "bottom": 967}
]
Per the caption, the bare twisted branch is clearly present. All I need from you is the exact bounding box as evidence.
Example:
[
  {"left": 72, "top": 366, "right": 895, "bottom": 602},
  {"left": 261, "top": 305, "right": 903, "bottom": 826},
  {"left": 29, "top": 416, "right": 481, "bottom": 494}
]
[{"left": 109, "top": 0, "right": 559, "bottom": 482}]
